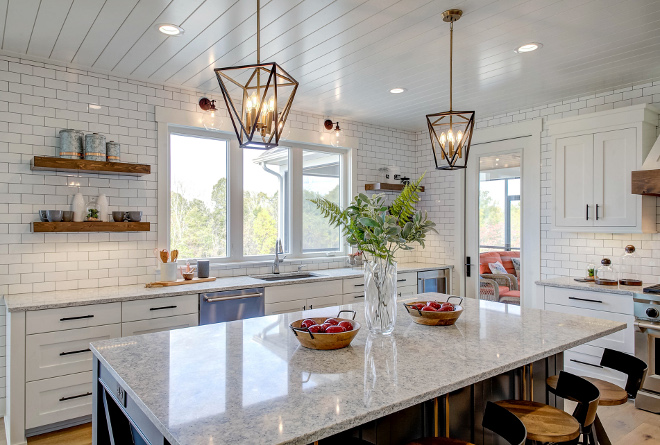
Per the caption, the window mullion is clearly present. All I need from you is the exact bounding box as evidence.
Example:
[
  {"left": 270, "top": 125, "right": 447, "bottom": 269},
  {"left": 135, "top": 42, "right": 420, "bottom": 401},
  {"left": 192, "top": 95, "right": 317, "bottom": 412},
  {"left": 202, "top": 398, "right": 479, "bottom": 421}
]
[
  {"left": 290, "top": 147, "right": 303, "bottom": 257},
  {"left": 229, "top": 139, "right": 243, "bottom": 260}
]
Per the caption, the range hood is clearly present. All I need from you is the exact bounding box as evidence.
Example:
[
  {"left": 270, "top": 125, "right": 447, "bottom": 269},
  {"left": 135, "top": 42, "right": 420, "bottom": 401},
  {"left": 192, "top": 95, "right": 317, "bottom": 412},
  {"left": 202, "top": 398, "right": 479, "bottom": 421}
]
[{"left": 632, "top": 133, "right": 660, "bottom": 196}]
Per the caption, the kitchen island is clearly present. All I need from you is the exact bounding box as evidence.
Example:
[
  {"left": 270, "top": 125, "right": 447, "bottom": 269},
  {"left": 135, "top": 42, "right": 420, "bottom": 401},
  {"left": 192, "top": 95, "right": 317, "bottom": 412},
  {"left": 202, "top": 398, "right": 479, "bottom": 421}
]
[{"left": 91, "top": 295, "right": 625, "bottom": 445}]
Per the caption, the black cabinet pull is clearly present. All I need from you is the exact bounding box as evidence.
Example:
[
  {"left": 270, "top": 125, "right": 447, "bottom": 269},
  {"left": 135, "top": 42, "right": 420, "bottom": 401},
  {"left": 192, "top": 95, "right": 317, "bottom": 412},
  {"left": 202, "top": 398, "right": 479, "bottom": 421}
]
[
  {"left": 60, "top": 314, "right": 94, "bottom": 322},
  {"left": 354, "top": 283, "right": 364, "bottom": 287},
  {"left": 570, "top": 359, "right": 603, "bottom": 368},
  {"left": 60, "top": 348, "right": 90, "bottom": 356},
  {"left": 596, "top": 204, "right": 600, "bottom": 220},
  {"left": 354, "top": 295, "right": 363, "bottom": 299},
  {"left": 397, "top": 279, "right": 406, "bottom": 282},
  {"left": 59, "top": 392, "right": 92, "bottom": 402},
  {"left": 569, "top": 296, "right": 603, "bottom": 304},
  {"left": 150, "top": 305, "right": 177, "bottom": 311},
  {"left": 586, "top": 204, "right": 589, "bottom": 221}
]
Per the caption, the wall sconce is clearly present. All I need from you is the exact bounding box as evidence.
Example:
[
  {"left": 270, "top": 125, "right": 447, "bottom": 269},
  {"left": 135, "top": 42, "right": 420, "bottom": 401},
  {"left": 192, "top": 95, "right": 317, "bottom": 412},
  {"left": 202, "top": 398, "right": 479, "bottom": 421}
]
[
  {"left": 323, "top": 119, "right": 342, "bottom": 147},
  {"left": 199, "top": 98, "right": 221, "bottom": 131}
]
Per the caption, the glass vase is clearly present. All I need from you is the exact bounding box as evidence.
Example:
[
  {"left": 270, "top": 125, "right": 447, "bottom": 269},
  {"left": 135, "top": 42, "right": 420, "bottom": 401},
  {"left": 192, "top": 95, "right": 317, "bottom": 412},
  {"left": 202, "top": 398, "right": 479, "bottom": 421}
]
[{"left": 364, "top": 257, "right": 397, "bottom": 335}]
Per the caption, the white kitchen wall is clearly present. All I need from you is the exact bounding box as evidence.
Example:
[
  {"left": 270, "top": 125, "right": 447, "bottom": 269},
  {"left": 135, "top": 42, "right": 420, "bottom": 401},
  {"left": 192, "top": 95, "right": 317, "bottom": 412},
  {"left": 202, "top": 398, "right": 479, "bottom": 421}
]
[
  {"left": 0, "top": 55, "right": 422, "bottom": 298},
  {"left": 420, "top": 79, "right": 660, "bottom": 285}
]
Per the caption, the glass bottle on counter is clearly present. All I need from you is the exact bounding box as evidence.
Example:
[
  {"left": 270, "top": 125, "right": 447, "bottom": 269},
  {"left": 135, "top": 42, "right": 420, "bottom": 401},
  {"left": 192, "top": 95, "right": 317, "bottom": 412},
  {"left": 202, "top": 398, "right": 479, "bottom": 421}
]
[
  {"left": 587, "top": 262, "right": 596, "bottom": 280},
  {"left": 619, "top": 245, "right": 643, "bottom": 286},
  {"left": 595, "top": 258, "right": 618, "bottom": 286}
]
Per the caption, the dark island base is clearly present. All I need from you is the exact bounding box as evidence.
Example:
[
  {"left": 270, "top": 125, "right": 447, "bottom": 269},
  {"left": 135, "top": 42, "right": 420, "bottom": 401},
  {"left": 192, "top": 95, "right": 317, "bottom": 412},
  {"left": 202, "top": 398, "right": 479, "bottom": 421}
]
[{"left": 93, "top": 354, "right": 562, "bottom": 445}]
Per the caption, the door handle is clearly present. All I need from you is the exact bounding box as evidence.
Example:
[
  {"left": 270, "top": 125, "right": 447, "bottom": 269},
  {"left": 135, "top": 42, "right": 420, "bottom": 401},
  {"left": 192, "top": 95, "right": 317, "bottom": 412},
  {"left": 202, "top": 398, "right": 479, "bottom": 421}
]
[
  {"left": 465, "top": 256, "right": 472, "bottom": 277},
  {"left": 586, "top": 204, "right": 589, "bottom": 221},
  {"left": 569, "top": 296, "right": 603, "bottom": 304},
  {"left": 59, "top": 392, "right": 92, "bottom": 402},
  {"left": 60, "top": 348, "right": 91, "bottom": 356},
  {"left": 204, "top": 293, "right": 263, "bottom": 302},
  {"left": 596, "top": 204, "right": 600, "bottom": 220},
  {"left": 569, "top": 359, "right": 603, "bottom": 369}
]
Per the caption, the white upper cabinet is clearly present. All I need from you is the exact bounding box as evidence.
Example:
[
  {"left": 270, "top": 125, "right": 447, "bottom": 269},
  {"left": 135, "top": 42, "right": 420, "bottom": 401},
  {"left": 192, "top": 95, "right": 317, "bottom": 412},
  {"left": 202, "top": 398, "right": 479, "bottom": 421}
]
[{"left": 551, "top": 104, "right": 659, "bottom": 233}]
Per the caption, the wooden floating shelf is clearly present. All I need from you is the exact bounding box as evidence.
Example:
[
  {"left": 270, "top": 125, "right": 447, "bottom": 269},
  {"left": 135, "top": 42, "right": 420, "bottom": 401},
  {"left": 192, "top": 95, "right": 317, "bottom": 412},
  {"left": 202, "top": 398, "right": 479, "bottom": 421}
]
[
  {"left": 365, "top": 183, "right": 425, "bottom": 192},
  {"left": 632, "top": 169, "right": 660, "bottom": 196},
  {"left": 31, "top": 156, "right": 151, "bottom": 176},
  {"left": 33, "top": 222, "right": 150, "bottom": 233}
]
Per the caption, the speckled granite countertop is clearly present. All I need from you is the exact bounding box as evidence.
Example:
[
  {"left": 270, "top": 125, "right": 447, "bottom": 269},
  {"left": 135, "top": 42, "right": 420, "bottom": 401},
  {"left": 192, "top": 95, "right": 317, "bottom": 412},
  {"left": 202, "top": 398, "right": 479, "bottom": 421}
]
[
  {"left": 536, "top": 276, "right": 645, "bottom": 295},
  {"left": 5, "top": 262, "right": 451, "bottom": 312},
  {"left": 91, "top": 294, "right": 625, "bottom": 445}
]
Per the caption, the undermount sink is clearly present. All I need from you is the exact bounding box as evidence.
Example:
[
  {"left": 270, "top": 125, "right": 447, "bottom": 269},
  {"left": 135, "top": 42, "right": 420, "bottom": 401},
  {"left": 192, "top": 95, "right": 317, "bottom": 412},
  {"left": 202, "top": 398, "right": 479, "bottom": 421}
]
[{"left": 250, "top": 272, "right": 324, "bottom": 281}]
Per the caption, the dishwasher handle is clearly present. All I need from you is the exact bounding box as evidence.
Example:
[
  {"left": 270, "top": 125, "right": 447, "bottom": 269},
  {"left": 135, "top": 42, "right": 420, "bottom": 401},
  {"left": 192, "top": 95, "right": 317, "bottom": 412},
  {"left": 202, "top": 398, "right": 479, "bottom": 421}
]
[{"left": 204, "top": 292, "right": 263, "bottom": 303}]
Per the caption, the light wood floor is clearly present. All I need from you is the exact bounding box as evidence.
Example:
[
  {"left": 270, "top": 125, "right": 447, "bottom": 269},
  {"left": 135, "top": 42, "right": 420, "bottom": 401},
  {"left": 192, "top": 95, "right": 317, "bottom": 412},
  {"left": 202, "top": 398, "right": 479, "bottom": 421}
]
[{"left": 0, "top": 402, "right": 656, "bottom": 444}]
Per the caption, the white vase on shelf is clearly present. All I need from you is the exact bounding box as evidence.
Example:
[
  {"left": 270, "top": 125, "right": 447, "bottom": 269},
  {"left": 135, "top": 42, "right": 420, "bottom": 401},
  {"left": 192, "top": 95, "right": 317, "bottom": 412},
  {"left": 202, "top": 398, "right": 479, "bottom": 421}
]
[
  {"left": 72, "top": 193, "right": 85, "bottom": 222},
  {"left": 97, "top": 194, "right": 109, "bottom": 222}
]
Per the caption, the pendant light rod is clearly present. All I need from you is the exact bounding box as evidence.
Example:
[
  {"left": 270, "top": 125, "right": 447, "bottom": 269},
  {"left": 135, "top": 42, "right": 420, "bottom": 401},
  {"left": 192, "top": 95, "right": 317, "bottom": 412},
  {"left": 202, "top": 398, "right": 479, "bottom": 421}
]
[
  {"left": 256, "top": 0, "right": 260, "bottom": 64},
  {"left": 449, "top": 21, "right": 453, "bottom": 111}
]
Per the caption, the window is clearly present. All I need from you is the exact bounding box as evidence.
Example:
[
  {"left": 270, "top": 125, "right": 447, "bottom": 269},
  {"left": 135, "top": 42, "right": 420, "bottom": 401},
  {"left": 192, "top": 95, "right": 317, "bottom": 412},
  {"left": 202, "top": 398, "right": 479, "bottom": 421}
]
[
  {"left": 243, "top": 148, "right": 289, "bottom": 256},
  {"left": 303, "top": 150, "right": 341, "bottom": 252},
  {"left": 170, "top": 133, "right": 228, "bottom": 259},
  {"left": 166, "top": 127, "right": 350, "bottom": 262}
]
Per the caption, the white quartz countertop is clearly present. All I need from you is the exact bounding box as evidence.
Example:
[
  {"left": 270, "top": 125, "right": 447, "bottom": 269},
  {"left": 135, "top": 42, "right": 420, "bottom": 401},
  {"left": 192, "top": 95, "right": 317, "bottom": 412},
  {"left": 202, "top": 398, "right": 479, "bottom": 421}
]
[
  {"left": 91, "top": 294, "right": 625, "bottom": 445},
  {"left": 5, "top": 262, "right": 451, "bottom": 312},
  {"left": 536, "top": 276, "right": 645, "bottom": 295}
]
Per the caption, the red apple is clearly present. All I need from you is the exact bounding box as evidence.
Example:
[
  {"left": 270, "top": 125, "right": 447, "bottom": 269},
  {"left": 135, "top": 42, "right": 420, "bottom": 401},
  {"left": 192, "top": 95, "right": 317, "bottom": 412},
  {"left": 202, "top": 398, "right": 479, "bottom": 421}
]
[
  {"left": 427, "top": 301, "right": 442, "bottom": 310},
  {"left": 326, "top": 326, "right": 347, "bottom": 333},
  {"left": 324, "top": 318, "right": 340, "bottom": 326},
  {"left": 441, "top": 303, "right": 454, "bottom": 310},
  {"left": 308, "top": 324, "right": 325, "bottom": 333},
  {"left": 421, "top": 305, "right": 436, "bottom": 312},
  {"left": 301, "top": 319, "right": 317, "bottom": 329},
  {"left": 320, "top": 323, "right": 333, "bottom": 331},
  {"left": 338, "top": 321, "right": 353, "bottom": 331},
  {"left": 411, "top": 303, "right": 425, "bottom": 310},
  {"left": 438, "top": 305, "right": 454, "bottom": 312}
]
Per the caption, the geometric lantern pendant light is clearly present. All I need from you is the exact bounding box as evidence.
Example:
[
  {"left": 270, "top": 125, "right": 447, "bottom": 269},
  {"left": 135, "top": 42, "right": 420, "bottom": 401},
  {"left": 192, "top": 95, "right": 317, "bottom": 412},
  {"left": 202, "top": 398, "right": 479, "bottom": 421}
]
[
  {"left": 426, "top": 9, "right": 475, "bottom": 170},
  {"left": 214, "top": 0, "right": 298, "bottom": 150}
]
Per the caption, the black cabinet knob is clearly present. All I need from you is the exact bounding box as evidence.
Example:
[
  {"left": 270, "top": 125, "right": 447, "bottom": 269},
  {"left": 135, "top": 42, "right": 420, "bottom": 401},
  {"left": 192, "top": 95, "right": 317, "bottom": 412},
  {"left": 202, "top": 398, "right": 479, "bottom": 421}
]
[{"left": 646, "top": 307, "right": 659, "bottom": 318}]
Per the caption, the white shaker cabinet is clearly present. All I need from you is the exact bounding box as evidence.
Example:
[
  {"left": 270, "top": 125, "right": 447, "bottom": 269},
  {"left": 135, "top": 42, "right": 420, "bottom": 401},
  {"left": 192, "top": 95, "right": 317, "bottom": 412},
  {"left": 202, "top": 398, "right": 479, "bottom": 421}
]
[{"left": 552, "top": 104, "right": 658, "bottom": 233}]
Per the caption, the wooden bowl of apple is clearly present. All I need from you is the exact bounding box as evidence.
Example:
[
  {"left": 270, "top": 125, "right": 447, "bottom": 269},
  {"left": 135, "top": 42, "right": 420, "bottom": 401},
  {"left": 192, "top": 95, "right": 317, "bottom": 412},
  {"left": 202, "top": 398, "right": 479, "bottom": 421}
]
[
  {"left": 403, "top": 296, "right": 464, "bottom": 326},
  {"left": 290, "top": 310, "right": 361, "bottom": 350}
]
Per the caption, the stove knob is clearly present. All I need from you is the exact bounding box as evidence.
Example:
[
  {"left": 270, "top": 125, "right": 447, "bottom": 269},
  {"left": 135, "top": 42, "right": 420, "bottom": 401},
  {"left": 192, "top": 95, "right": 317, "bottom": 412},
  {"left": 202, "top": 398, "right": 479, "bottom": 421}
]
[{"left": 646, "top": 307, "right": 660, "bottom": 318}]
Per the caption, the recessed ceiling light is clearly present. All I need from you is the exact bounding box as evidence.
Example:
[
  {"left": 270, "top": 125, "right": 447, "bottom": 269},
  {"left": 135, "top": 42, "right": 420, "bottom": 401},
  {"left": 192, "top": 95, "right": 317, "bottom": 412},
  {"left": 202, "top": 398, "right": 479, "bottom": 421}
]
[
  {"left": 515, "top": 42, "right": 542, "bottom": 53},
  {"left": 158, "top": 24, "right": 184, "bottom": 36},
  {"left": 389, "top": 88, "right": 406, "bottom": 94}
]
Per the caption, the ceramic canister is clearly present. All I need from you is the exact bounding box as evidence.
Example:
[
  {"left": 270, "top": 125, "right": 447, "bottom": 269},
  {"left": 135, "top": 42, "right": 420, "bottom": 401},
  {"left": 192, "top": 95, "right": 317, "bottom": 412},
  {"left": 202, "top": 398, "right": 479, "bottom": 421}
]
[
  {"left": 84, "top": 133, "right": 106, "bottom": 161},
  {"left": 106, "top": 141, "right": 120, "bottom": 162},
  {"left": 59, "top": 129, "right": 84, "bottom": 159}
]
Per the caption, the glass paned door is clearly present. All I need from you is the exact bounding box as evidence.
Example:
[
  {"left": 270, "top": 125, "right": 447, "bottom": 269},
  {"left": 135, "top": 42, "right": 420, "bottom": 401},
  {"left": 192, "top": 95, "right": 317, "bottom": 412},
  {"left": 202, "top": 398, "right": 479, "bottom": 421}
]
[{"left": 465, "top": 141, "right": 524, "bottom": 306}]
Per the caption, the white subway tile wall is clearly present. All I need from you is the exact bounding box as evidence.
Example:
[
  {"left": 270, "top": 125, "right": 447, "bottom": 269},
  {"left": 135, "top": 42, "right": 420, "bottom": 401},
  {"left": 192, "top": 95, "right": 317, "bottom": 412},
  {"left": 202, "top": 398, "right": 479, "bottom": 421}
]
[{"left": 0, "top": 56, "right": 421, "bottom": 298}]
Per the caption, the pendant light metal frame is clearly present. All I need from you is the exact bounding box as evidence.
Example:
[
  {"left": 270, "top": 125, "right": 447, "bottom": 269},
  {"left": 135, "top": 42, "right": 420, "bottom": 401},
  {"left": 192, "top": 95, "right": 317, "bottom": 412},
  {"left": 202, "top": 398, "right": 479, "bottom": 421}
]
[
  {"left": 214, "top": 0, "right": 298, "bottom": 150},
  {"left": 426, "top": 9, "right": 475, "bottom": 170}
]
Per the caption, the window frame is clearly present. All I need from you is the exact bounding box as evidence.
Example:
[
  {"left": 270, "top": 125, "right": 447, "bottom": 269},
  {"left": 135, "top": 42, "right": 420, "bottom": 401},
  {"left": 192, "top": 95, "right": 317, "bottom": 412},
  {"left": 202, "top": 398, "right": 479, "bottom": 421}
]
[{"left": 164, "top": 124, "right": 351, "bottom": 264}]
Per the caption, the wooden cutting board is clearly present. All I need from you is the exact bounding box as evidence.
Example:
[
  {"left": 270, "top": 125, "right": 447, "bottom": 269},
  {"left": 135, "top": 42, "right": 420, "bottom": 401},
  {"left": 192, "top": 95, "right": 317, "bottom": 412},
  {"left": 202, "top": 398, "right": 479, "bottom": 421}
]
[{"left": 145, "top": 277, "right": 216, "bottom": 288}]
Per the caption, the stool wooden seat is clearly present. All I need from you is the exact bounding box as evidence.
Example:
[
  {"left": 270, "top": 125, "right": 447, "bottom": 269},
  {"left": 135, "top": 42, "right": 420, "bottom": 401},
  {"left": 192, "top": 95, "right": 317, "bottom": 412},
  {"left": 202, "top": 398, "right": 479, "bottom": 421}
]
[
  {"left": 546, "top": 374, "right": 628, "bottom": 406},
  {"left": 494, "top": 400, "right": 580, "bottom": 443}
]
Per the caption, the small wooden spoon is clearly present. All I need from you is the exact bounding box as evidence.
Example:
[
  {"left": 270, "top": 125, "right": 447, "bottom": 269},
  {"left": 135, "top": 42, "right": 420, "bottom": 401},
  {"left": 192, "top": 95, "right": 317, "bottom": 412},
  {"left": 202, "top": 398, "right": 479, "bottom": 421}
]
[
  {"left": 170, "top": 250, "right": 178, "bottom": 262},
  {"left": 159, "top": 249, "right": 169, "bottom": 263}
]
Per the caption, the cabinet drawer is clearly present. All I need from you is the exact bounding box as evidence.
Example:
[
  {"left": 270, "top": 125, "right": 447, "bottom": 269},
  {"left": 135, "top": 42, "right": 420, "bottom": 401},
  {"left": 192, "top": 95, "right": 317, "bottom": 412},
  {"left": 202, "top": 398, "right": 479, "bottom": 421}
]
[
  {"left": 343, "top": 277, "right": 364, "bottom": 294},
  {"left": 26, "top": 303, "right": 121, "bottom": 335},
  {"left": 307, "top": 294, "right": 342, "bottom": 310},
  {"left": 26, "top": 371, "right": 93, "bottom": 429},
  {"left": 121, "top": 313, "right": 198, "bottom": 337},
  {"left": 564, "top": 350, "right": 627, "bottom": 389},
  {"left": 399, "top": 285, "right": 418, "bottom": 298},
  {"left": 343, "top": 292, "right": 364, "bottom": 304},
  {"left": 122, "top": 294, "right": 198, "bottom": 322},
  {"left": 545, "top": 286, "right": 633, "bottom": 315},
  {"left": 265, "top": 280, "right": 342, "bottom": 304},
  {"left": 26, "top": 324, "right": 121, "bottom": 382},
  {"left": 396, "top": 272, "right": 417, "bottom": 287},
  {"left": 265, "top": 299, "right": 306, "bottom": 315},
  {"left": 545, "top": 303, "right": 633, "bottom": 353}
]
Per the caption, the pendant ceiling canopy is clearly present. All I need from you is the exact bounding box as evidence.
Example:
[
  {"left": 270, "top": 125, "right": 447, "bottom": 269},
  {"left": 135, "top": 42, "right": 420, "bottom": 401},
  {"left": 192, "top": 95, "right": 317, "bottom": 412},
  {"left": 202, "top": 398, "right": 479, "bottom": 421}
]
[
  {"left": 215, "top": 0, "right": 298, "bottom": 150},
  {"left": 426, "top": 9, "right": 475, "bottom": 170}
]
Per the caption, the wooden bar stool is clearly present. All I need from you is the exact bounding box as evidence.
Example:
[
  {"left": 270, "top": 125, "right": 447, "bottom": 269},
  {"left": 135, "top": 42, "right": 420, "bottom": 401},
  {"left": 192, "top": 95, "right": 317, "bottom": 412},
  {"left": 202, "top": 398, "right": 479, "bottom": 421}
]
[
  {"left": 405, "top": 401, "right": 527, "bottom": 445},
  {"left": 546, "top": 348, "right": 648, "bottom": 444},
  {"left": 496, "top": 371, "right": 600, "bottom": 445}
]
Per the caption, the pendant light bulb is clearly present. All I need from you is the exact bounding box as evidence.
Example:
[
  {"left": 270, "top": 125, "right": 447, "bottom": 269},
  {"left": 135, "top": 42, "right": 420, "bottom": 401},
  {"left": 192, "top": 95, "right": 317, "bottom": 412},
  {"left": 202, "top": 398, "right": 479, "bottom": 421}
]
[
  {"left": 447, "top": 129, "right": 454, "bottom": 143},
  {"left": 457, "top": 130, "right": 463, "bottom": 142},
  {"left": 268, "top": 96, "right": 275, "bottom": 111},
  {"left": 440, "top": 132, "right": 446, "bottom": 146}
]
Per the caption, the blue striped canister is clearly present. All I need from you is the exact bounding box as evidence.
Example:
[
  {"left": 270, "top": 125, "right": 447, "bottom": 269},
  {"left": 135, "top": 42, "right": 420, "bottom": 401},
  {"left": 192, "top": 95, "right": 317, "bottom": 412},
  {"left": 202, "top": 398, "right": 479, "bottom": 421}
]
[
  {"left": 84, "top": 133, "right": 106, "bottom": 161},
  {"left": 106, "top": 141, "right": 120, "bottom": 162},
  {"left": 59, "top": 129, "right": 84, "bottom": 159}
]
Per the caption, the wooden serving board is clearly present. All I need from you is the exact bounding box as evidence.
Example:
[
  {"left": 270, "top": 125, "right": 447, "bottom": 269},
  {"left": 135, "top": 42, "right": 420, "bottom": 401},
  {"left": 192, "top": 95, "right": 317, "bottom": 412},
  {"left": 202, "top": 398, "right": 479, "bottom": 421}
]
[{"left": 145, "top": 277, "right": 216, "bottom": 288}]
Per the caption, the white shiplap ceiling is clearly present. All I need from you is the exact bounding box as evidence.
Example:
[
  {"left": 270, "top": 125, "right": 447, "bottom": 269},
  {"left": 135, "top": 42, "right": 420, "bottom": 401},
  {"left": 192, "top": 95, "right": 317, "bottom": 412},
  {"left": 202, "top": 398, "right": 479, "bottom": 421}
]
[{"left": 2, "top": 0, "right": 660, "bottom": 130}]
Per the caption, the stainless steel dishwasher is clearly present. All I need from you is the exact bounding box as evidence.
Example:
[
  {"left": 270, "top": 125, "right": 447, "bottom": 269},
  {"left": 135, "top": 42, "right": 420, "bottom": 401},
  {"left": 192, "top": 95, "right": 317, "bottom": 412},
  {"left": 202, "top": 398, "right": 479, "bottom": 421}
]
[{"left": 199, "top": 287, "right": 265, "bottom": 325}]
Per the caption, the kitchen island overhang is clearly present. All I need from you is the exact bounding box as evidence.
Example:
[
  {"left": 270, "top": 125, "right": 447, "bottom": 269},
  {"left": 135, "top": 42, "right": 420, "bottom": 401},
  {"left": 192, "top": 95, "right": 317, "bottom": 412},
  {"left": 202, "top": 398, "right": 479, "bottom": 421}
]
[{"left": 90, "top": 294, "right": 626, "bottom": 445}]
